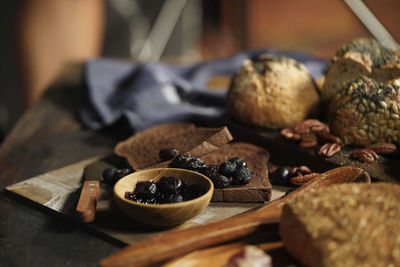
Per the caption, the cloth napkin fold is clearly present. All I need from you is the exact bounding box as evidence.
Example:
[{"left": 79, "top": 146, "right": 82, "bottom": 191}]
[{"left": 79, "top": 49, "right": 327, "bottom": 133}]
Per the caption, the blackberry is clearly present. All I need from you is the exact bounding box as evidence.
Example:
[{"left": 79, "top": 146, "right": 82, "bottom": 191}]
[
  {"left": 270, "top": 167, "right": 290, "bottom": 186},
  {"left": 158, "top": 176, "right": 182, "bottom": 195},
  {"left": 232, "top": 166, "right": 252, "bottom": 185},
  {"left": 168, "top": 154, "right": 205, "bottom": 171},
  {"left": 159, "top": 148, "right": 180, "bottom": 161}
]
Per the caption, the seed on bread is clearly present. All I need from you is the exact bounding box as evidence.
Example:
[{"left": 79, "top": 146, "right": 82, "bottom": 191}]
[
  {"left": 322, "top": 38, "right": 400, "bottom": 106},
  {"left": 329, "top": 76, "right": 400, "bottom": 146}
]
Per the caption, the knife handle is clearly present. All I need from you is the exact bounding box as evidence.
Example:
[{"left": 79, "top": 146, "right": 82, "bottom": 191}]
[{"left": 76, "top": 181, "right": 100, "bottom": 223}]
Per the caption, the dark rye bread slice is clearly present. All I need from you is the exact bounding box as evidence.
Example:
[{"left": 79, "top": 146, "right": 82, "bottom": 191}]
[
  {"left": 280, "top": 183, "right": 400, "bottom": 267},
  {"left": 201, "top": 142, "right": 271, "bottom": 202},
  {"left": 114, "top": 123, "right": 233, "bottom": 169}
]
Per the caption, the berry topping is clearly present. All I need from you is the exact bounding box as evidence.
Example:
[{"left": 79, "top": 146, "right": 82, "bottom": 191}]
[
  {"left": 168, "top": 154, "right": 206, "bottom": 171},
  {"left": 270, "top": 166, "right": 291, "bottom": 186},
  {"left": 232, "top": 166, "right": 252, "bottom": 185},
  {"left": 102, "top": 167, "right": 135, "bottom": 184},
  {"left": 159, "top": 148, "right": 180, "bottom": 161},
  {"left": 158, "top": 176, "right": 183, "bottom": 195}
]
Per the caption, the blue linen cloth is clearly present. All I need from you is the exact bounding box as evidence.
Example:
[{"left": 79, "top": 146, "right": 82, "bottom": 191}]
[{"left": 79, "top": 50, "right": 327, "bottom": 133}]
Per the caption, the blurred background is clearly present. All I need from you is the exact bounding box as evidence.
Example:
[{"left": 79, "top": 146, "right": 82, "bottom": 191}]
[{"left": 0, "top": 0, "right": 399, "bottom": 142}]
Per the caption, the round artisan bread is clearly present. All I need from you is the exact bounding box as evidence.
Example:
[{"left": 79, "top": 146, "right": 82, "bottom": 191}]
[
  {"left": 322, "top": 38, "right": 400, "bottom": 106},
  {"left": 227, "top": 54, "right": 320, "bottom": 128},
  {"left": 328, "top": 75, "right": 400, "bottom": 146},
  {"left": 280, "top": 183, "right": 400, "bottom": 267}
]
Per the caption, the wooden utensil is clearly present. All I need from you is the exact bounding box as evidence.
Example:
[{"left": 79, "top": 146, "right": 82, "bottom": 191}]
[
  {"left": 163, "top": 241, "right": 284, "bottom": 267},
  {"left": 76, "top": 160, "right": 112, "bottom": 223},
  {"left": 100, "top": 166, "right": 370, "bottom": 267}
]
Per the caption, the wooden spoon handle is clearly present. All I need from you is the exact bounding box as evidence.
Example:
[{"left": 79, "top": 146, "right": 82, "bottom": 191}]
[
  {"left": 100, "top": 204, "right": 282, "bottom": 267},
  {"left": 100, "top": 166, "right": 370, "bottom": 267},
  {"left": 163, "top": 240, "right": 283, "bottom": 267}
]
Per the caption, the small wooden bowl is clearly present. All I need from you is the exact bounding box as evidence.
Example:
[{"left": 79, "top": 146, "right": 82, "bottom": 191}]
[{"left": 114, "top": 168, "right": 214, "bottom": 228}]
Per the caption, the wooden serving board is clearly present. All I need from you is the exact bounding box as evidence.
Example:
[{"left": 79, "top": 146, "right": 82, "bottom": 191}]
[
  {"left": 226, "top": 120, "right": 400, "bottom": 183},
  {"left": 4, "top": 155, "right": 288, "bottom": 246}
]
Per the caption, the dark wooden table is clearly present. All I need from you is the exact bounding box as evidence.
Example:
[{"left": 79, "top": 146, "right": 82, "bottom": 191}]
[{"left": 0, "top": 63, "right": 127, "bottom": 266}]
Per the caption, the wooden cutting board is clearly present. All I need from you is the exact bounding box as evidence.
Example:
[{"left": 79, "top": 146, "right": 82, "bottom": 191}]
[{"left": 4, "top": 154, "right": 288, "bottom": 246}]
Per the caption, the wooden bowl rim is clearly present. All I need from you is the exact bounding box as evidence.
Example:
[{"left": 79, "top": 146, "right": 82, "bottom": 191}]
[{"left": 114, "top": 168, "right": 214, "bottom": 209}]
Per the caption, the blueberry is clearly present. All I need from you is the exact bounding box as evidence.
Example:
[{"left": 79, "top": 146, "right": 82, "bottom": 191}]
[
  {"left": 159, "top": 148, "right": 180, "bottom": 161},
  {"left": 168, "top": 154, "right": 205, "bottom": 171},
  {"left": 158, "top": 176, "right": 183, "bottom": 195},
  {"left": 229, "top": 157, "right": 247, "bottom": 168},
  {"left": 103, "top": 167, "right": 135, "bottom": 184},
  {"left": 199, "top": 165, "right": 219, "bottom": 179},
  {"left": 212, "top": 174, "right": 231, "bottom": 188},
  {"left": 124, "top": 191, "right": 137, "bottom": 201},
  {"left": 134, "top": 180, "right": 157, "bottom": 197},
  {"left": 119, "top": 167, "right": 135, "bottom": 176},
  {"left": 270, "top": 167, "right": 290, "bottom": 186},
  {"left": 164, "top": 194, "right": 184, "bottom": 203},
  {"left": 232, "top": 166, "right": 252, "bottom": 185},
  {"left": 219, "top": 161, "right": 237, "bottom": 177},
  {"left": 102, "top": 167, "right": 118, "bottom": 183}
]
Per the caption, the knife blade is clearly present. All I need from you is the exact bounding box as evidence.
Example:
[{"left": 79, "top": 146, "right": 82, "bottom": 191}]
[{"left": 76, "top": 160, "right": 112, "bottom": 223}]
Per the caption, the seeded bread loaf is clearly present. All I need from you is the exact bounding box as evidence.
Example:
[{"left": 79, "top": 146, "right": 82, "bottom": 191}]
[
  {"left": 322, "top": 38, "right": 400, "bottom": 106},
  {"left": 227, "top": 54, "right": 320, "bottom": 129},
  {"left": 280, "top": 183, "right": 400, "bottom": 267},
  {"left": 115, "top": 123, "right": 233, "bottom": 169},
  {"left": 201, "top": 142, "right": 271, "bottom": 202},
  {"left": 328, "top": 76, "right": 400, "bottom": 146}
]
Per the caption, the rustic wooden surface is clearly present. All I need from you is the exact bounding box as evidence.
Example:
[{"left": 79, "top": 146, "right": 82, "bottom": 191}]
[{"left": 0, "top": 64, "right": 128, "bottom": 267}]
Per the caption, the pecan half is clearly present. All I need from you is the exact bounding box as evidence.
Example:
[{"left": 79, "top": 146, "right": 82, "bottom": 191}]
[
  {"left": 290, "top": 173, "right": 321, "bottom": 186},
  {"left": 350, "top": 148, "right": 379, "bottom": 163},
  {"left": 315, "top": 130, "right": 344, "bottom": 146},
  {"left": 294, "top": 119, "right": 327, "bottom": 135},
  {"left": 365, "top": 143, "right": 397, "bottom": 155},
  {"left": 318, "top": 142, "right": 342, "bottom": 157},
  {"left": 290, "top": 165, "right": 312, "bottom": 176},
  {"left": 300, "top": 134, "right": 318, "bottom": 147}
]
